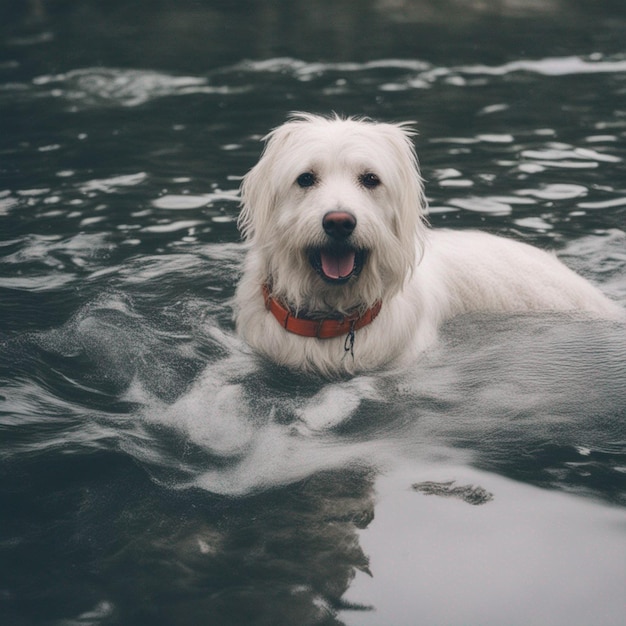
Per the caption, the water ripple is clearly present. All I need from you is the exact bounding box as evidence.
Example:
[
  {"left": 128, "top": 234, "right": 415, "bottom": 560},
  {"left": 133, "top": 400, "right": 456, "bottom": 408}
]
[
  {"left": 27, "top": 68, "right": 246, "bottom": 108},
  {"left": 5, "top": 54, "right": 626, "bottom": 112},
  {"left": 459, "top": 55, "right": 626, "bottom": 76},
  {"left": 232, "top": 54, "right": 626, "bottom": 84}
]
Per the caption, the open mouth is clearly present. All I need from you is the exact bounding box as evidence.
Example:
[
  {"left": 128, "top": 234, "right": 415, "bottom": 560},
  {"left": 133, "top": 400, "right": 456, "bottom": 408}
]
[{"left": 309, "top": 246, "right": 366, "bottom": 284}]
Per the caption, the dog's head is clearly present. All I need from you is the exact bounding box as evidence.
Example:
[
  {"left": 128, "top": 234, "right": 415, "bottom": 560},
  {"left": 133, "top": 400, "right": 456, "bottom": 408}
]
[{"left": 239, "top": 113, "right": 428, "bottom": 312}]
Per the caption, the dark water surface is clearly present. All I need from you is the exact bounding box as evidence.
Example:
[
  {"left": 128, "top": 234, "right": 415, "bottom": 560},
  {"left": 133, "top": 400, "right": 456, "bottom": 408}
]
[{"left": 2, "top": 2, "right": 626, "bottom": 625}]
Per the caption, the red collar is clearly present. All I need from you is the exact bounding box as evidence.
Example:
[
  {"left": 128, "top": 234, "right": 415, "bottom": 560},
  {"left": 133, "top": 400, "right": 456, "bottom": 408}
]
[{"left": 262, "top": 284, "right": 382, "bottom": 339}]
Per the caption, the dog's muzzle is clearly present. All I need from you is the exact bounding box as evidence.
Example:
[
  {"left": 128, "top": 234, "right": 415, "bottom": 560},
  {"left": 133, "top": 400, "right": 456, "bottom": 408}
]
[{"left": 309, "top": 211, "right": 365, "bottom": 284}]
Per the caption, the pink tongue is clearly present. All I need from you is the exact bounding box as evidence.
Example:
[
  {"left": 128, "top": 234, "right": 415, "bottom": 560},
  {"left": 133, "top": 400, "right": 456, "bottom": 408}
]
[{"left": 320, "top": 249, "right": 356, "bottom": 279}]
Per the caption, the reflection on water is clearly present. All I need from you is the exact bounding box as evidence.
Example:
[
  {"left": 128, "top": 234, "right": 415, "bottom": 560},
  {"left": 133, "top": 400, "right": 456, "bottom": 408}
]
[
  {"left": 343, "top": 465, "right": 626, "bottom": 626},
  {"left": 2, "top": 292, "right": 625, "bottom": 625},
  {"left": 1, "top": 1, "right": 626, "bottom": 624}
]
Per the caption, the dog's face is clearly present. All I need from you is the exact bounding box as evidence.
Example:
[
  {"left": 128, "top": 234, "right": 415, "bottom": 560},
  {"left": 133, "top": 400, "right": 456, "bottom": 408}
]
[{"left": 239, "top": 114, "right": 427, "bottom": 313}]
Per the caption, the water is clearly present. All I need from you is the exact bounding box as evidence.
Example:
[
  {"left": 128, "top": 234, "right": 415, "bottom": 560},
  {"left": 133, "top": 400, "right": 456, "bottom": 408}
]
[{"left": 1, "top": 2, "right": 626, "bottom": 625}]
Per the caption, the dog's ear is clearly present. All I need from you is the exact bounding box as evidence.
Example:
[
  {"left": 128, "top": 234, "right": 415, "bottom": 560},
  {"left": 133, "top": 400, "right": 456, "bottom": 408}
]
[
  {"left": 238, "top": 154, "right": 274, "bottom": 241},
  {"left": 380, "top": 123, "right": 429, "bottom": 269},
  {"left": 238, "top": 123, "right": 298, "bottom": 241}
]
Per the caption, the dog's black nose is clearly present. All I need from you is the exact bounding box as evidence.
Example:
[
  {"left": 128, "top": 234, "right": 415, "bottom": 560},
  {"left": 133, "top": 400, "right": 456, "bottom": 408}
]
[{"left": 323, "top": 211, "right": 357, "bottom": 239}]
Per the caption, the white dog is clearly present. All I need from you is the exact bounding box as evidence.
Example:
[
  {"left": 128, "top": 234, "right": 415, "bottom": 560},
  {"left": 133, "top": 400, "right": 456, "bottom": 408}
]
[{"left": 234, "top": 113, "right": 622, "bottom": 376}]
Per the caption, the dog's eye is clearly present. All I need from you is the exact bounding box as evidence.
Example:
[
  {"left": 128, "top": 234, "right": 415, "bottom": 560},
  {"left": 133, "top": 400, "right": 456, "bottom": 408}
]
[
  {"left": 296, "top": 172, "right": 317, "bottom": 188},
  {"left": 360, "top": 173, "right": 381, "bottom": 189}
]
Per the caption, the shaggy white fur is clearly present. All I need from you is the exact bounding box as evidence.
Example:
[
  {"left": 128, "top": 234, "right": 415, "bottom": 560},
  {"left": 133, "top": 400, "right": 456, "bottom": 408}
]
[{"left": 234, "top": 113, "right": 623, "bottom": 376}]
